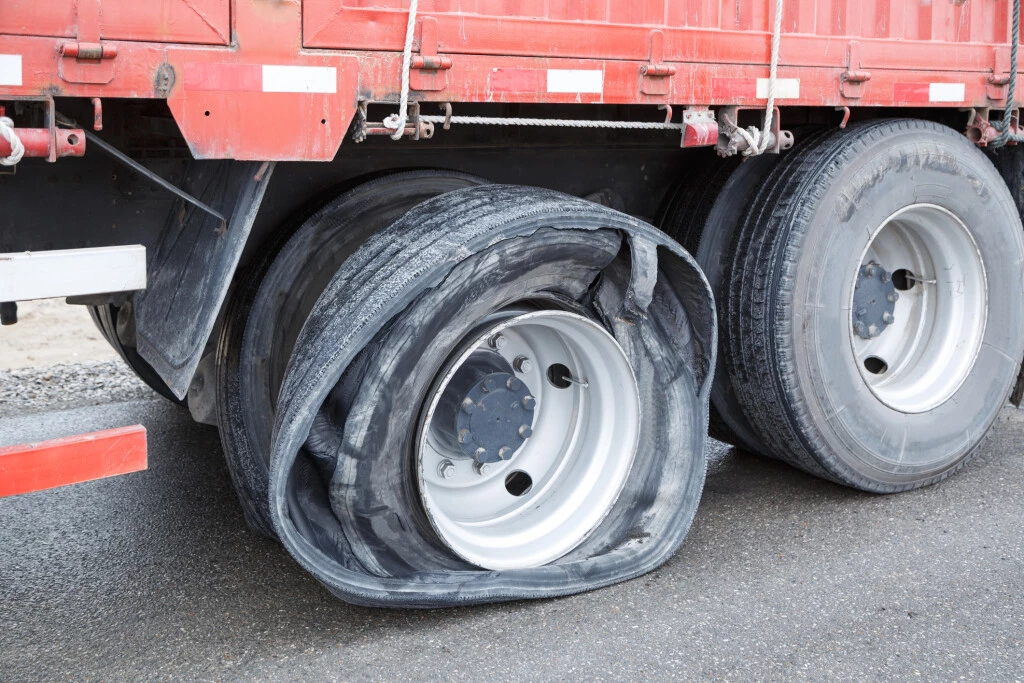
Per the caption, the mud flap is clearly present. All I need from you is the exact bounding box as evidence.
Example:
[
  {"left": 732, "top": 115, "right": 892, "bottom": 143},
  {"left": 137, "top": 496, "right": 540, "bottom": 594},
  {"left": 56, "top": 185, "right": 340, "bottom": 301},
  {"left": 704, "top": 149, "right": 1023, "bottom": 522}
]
[
  {"left": 267, "top": 186, "right": 716, "bottom": 607},
  {"left": 134, "top": 160, "right": 274, "bottom": 398}
]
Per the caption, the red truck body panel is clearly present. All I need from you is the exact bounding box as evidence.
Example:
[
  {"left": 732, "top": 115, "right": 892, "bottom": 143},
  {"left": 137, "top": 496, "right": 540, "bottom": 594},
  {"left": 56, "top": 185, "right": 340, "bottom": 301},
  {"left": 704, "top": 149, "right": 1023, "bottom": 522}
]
[{"left": 0, "top": 1, "right": 1020, "bottom": 159}]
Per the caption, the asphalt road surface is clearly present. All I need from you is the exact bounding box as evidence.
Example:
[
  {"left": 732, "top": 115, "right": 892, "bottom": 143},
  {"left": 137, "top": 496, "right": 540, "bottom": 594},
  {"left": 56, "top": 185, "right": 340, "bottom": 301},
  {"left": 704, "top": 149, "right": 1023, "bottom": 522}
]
[{"left": 2, "top": 397, "right": 1022, "bottom": 682}]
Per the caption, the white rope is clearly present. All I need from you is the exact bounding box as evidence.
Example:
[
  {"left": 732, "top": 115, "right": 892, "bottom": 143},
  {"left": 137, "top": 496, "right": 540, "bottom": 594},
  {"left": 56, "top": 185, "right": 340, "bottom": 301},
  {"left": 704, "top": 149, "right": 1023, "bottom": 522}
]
[
  {"left": 419, "top": 115, "right": 684, "bottom": 130},
  {"left": 0, "top": 116, "right": 25, "bottom": 166},
  {"left": 383, "top": 0, "right": 420, "bottom": 140},
  {"left": 383, "top": 0, "right": 783, "bottom": 148},
  {"left": 734, "top": 0, "right": 784, "bottom": 156}
]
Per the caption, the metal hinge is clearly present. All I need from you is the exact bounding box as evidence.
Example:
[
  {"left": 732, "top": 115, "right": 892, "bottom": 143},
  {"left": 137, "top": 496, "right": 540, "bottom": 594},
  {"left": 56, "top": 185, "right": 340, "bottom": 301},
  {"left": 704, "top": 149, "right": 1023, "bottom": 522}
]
[
  {"left": 641, "top": 31, "right": 676, "bottom": 96},
  {"left": 410, "top": 17, "right": 452, "bottom": 92},
  {"left": 841, "top": 41, "right": 871, "bottom": 99},
  {"left": 59, "top": 41, "right": 118, "bottom": 85}
]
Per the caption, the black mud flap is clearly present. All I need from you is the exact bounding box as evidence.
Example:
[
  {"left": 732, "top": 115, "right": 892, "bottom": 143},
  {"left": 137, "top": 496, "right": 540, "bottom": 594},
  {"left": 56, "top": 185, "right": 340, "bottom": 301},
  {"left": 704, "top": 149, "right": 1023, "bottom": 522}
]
[
  {"left": 134, "top": 161, "right": 274, "bottom": 398},
  {"left": 267, "top": 186, "right": 717, "bottom": 608}
]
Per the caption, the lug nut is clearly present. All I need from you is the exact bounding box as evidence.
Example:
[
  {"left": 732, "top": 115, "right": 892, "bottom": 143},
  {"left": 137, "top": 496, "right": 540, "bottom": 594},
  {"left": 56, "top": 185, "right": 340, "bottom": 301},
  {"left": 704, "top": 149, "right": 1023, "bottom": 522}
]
[
  {"left": 882, "top": 312, "right": 894, "bottom": 324},
  {"left": 458, "top": 429, "right": 472, "bottom": 444},
  {"left": 437, "top": 460, "right": 456, "bottom": 480},
  {"left": 522, "top": 395, "right": 537, "bottom": 411},
  {"left": 513, "top": 356, "right": 533, "bottom": 373},
  {"left": 519, "top": 425, "right": 533, "bottom": 439},
  {"left": 475, "top": 462, "right": 493, "bottom": 476},
  {"left": 498, "top": 446, "right": 513, "bottom": 460},
  {"left": 488, "top": 334, "right": 508, "bottom": 351}
]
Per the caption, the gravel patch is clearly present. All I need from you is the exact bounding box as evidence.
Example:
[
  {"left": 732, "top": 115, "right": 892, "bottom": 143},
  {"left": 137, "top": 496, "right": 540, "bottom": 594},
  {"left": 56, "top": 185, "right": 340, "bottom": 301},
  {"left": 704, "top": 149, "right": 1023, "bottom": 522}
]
[{"left": 0, "top": 359, "right": 162, "bottom": 417}]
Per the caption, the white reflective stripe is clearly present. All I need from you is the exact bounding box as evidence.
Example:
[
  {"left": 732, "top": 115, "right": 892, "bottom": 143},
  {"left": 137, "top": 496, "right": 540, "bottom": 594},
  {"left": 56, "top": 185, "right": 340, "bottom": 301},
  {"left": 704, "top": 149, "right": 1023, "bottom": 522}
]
[
  {"left": 756, "top": 77, "right": 800, "bottom": 99},
  {"left": 261, "top": 65, "right": 337, "bottom": 93},
  {"left": 0, "top": 246, "right": 147, "bottom": 301},
  {"left": 929, "top": 82, "right": 965, "bottom": 103},
  {"left": 547, "top": 69, "right": 604, "bottom": 94},
  {"left": 0, "top": 55, "right": 22, "bottom": 87}
]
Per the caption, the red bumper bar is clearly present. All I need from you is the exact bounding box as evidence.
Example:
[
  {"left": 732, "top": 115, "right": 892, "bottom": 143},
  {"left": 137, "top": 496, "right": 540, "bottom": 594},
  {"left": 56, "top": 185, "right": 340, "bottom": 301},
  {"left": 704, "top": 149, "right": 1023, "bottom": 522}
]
[{"left": 0, "top": 425, "right": 147, "bottom": 498}]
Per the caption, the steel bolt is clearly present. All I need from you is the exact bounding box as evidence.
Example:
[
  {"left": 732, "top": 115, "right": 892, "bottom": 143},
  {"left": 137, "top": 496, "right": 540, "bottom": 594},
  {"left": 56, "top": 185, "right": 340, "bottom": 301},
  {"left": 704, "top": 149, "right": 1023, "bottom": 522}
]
[
  {"left": 881, "top": 271, "right": 891, "bottom": 283},
  {"left": 475, "top": 462, "right": 493, "bottom": 476},
  {"left": 865, "top": 264, "right": 877, "bottom": 277},
  {"left": 853, "top": 321, "right": 866, "bottom": 336},
  {"left": 461, "top": 398, "right": 475, "bottom": 414},
  {"left": 458, "top": 429, "right": 472, "bottom": 444},
  {"left": 868, "top": 324, "right": 879, "bottom": 338},
  {"left": 437, "top": 460, "right": 456, "bottom": 480},
  {"left": 488, "top": 334, "right": 508, "bottom": 351},
  {"left": 513, "top": 356, "right": 533, "bottom": 373},
  {"left": 519, "top": 425, "right": 533, "bottom": 439},
  {"left": 498, "top": 446, "right": 513, "bottom": 460},
  {"left": 507, "top": 376, "right": 523, "bottom": 391},
  {"left": 474, "top": 447, "right": 488, "bottom": 461},
  {"left": 522, "top": 395, "right": 537, "bottom": 411},
  {"left": 888, "top": 292, "right": 899, "bottom": 303},
  {"left": 882, "top": 312, "right": 894, "bottom": 324}
]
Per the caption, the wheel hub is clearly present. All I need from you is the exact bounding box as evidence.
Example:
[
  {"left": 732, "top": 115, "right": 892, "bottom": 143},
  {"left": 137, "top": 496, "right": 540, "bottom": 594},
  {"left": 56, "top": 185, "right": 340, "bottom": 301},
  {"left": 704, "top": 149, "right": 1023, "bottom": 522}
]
[
  {"left": 429, "top": 350, "right": 536, "bottom": 464},
  {"left": 457, "top": 371, "right": 535, "bottom": 464},
  {"left": 852, "top": 261, "right": 897, "bottom": 340}
]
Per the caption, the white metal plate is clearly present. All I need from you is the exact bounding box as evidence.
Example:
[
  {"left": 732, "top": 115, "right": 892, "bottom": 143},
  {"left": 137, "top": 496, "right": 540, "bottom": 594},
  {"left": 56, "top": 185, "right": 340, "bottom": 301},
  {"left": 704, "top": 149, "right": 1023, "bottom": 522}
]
[{"left": 0, "top": 246, "right": 147, "bottom": 301}]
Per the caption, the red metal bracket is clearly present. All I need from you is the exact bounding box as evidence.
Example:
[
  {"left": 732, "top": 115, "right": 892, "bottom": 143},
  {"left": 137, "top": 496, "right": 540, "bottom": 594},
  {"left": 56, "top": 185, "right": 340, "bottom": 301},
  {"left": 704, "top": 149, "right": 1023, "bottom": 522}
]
[
  {"left": 640, "top": 31, "right": 676, "bottom": 96},
  {"left": 841, "top": 41, "right": 871, "bottom": 99},
  {"left": 987, "top": 47, "right": 1011, "bottom": 101},
  {"left": 410, "top": 17, "right": 452, "bottom": 92},
  {"left": 0, "top": 425, "right": 147, "bottom": 498}
]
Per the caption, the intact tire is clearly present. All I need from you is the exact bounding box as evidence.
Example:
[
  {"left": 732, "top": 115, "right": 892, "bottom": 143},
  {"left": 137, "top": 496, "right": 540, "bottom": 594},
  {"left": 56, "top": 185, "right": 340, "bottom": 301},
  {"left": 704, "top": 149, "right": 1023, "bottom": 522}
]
[
  {"left": 266, "top": 185, "right": 715, "bottom": 606},
  {"left": 216, "top": 170, "right": 487, "bottom": 536},
  {"left": 725, "top": 119, "right": 1024, "bottom": 491},
  {"left": 88, "top": 303, "right": 185, "bottom": 405}
]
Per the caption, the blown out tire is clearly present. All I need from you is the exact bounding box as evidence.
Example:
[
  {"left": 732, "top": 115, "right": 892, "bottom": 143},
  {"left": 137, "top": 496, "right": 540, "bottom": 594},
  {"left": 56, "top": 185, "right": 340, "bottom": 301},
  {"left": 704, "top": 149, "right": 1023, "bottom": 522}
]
[
  {"left": 216, "top": 171, "right": 487, "bottom": 536},
  {"left": 725, "top": 119, "right": 1024, "bottom": 491},
  {"left": 266, "top": 186, "right": 715, "bottom": 607}
]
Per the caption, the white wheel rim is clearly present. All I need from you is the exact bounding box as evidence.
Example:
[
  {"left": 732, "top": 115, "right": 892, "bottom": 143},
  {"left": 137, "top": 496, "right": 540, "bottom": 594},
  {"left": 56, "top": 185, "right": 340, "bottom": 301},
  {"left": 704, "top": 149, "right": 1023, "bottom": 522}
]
[
  {"left": 849, "top": 204, "right": 987, "bottom": 414},
  {"left": 416, "top": 310, "right": 641, "bottom": 570}
]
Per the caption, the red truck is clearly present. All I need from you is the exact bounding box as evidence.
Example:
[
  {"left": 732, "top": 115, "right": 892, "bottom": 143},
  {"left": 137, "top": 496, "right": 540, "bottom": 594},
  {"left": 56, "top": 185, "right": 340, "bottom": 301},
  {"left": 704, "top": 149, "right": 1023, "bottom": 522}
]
[{"left": 2, "top": 0, "right": 1024, "bottom": 607}]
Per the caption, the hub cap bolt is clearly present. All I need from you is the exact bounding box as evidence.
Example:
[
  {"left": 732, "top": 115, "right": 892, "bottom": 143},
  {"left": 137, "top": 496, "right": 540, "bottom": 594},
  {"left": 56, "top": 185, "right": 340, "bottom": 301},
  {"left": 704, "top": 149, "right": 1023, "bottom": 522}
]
[
  {"left": 519, "top": 425, "right": 533, "bottom": 439},
  {"left": 488, "top": 334, "right": 508, "bottom": 351},
  {"left": 882, "top": 312, "right": 894, "bottom": 324},
  {"left": 498, "top": 446, "right": 513, "bottom": 460},
  {"left": 475, "top": 462, "right": 493, "bottom": 476},
  {"left": 474, "top": 447, "right": 488, "bottom": 461},
  {"left": 888, "top": 292, "right": 899, "bottom": 303},
  {"left": 522, "top": 395, "right": 537, "bottom": 411},
  {"left": 853, "top": 321, "right": 866, "bottom": 336},
  {"left": 881, "top": 271, "right": 891, "bottom": 283},
  {"left": 868, "top": 324, "right": 880, "bottom": 338},
  {"left": 513, "top": 356, "right": 533, "bottom": 373},
  {"left": 461, "top": 398, "right": 475, "bottom": 414},
  {"left": 458, "top": 429, "right": 472, "bottom": 444},
  {"left": 437, "top": 460, "right": 456, "bottom": 480},
  {"left": 865, "top": 264, "right": 877, "bottom": 277},
  {"left": 506, "top": 376, "right": 523, "bottom": 391}
]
